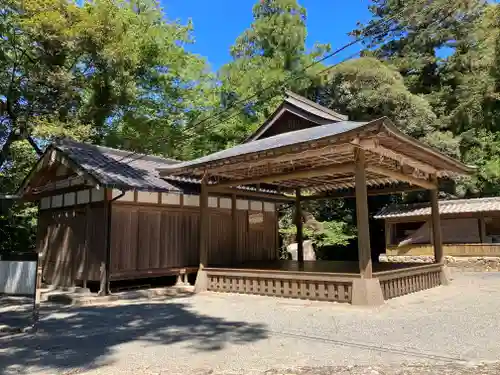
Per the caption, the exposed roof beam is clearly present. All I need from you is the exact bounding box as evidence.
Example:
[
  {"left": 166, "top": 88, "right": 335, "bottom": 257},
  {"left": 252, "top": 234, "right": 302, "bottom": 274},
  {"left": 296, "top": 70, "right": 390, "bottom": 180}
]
[
  {"left": 205, "top": 186, "right": 295, "bottom": 202},
  {"left": 358, "top": 139, "right": 437, "bottom": 174},
  {"left": 301, "top": 185, "right": 425, "bottom": 201},
  {"left": 366, "top": 164, "right": 436, "bottom": 190},
  {"left": 210, "top": 162, "right": 356, "bottom": 189}
]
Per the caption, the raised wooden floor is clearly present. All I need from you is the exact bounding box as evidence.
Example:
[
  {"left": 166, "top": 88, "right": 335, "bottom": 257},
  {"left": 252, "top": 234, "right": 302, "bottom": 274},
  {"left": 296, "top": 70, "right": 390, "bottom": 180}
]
[{"left": 204, "top": 260, "right": 443, "bottom": 304}]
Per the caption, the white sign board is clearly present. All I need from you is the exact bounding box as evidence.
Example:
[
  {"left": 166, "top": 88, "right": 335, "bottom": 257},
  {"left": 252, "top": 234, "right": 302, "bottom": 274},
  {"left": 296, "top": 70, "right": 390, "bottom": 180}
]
[{"left": 0, "top": 255, "right": 38, "bottom": 296}]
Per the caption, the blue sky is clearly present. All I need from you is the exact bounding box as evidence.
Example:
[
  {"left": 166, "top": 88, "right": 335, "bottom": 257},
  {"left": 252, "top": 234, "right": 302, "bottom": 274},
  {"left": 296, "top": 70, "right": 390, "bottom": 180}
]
[{"left": 160, "top": 0, "right": 372, "bottom": 71}]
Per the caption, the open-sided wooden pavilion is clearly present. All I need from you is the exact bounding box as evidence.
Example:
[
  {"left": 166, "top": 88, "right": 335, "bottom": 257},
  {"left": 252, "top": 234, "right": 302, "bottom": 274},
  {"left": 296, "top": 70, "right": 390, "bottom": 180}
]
[{"left": 159, "top": 94, "right": 474, "bottom": 305}]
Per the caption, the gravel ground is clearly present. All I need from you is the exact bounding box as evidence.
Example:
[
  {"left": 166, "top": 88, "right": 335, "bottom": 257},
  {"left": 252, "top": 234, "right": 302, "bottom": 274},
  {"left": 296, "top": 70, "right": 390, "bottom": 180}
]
[
  {"left": 0, "top": 271, "right": 499, "bottom": 375},
  {"left": 0, "top": 296, "right": 35, "bottom": 334}
]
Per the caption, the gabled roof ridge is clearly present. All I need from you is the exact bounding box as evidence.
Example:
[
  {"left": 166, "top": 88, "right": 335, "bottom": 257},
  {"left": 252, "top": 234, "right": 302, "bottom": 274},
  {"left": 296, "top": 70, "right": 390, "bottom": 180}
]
[
  {"left": 284, "top": 91, "right": 348, "bottom": 121},
  {"left": 54, "top": 137, "right": 180, "bottom": 165},
  {"left": 244, "top": 91, "right": 348, "bottom": 142}
]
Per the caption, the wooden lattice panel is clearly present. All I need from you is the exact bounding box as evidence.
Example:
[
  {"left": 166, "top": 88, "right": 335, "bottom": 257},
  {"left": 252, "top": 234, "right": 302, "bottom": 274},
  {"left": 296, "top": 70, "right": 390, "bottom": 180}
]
[
  {"left": 206, "top": 271, "right": 353, "bottom": 303},
  {"left": 377, "top": 265, "right": 442, "bottom": 300}
]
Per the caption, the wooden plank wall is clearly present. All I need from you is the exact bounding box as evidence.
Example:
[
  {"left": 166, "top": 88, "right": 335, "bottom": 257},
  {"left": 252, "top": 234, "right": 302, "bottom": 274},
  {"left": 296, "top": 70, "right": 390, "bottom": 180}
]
[
  {"left": 36, "top": 203, "right": 106, "bottom": 286},
  {"left": 109, "top": 205, "right": 278, "bottom": 279},
  {"left": 110, "top": 205, "right": 201, "bottom": 278}
]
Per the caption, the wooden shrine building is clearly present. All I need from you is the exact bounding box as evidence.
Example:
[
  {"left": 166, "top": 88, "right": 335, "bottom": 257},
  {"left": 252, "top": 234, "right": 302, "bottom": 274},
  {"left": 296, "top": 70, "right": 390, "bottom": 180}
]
[
  {"left": 375, "top": 197, "right": 500, "bottom": 259},
  {"left": 19, "top": 92, "right": 474, "bottom": 304},
  {"left": 159, "top": 94, "right": 474, "bottom": 305},
  {"left": 18, "top": 140, "right": 290, "bottom": 295}
]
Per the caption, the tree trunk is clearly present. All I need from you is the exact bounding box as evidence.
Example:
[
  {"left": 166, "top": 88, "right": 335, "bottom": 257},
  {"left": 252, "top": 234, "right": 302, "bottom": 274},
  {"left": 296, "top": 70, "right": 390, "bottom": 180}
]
[{"left": 0, "top": 131, "right": 19, "bottom": 168}]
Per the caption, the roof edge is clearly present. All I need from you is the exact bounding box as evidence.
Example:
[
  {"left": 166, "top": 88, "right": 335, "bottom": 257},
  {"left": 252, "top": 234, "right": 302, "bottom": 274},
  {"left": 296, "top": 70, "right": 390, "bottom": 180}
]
[
  {"left": 158, "top": 119, "right": 377, "bottom": 176},
  {"left": 285, "top": 91, "right": 348, "bottom": 121},
  {"left": 245, "top": 91, "right": 348, "bottom": 143},
  {"left": 379, "top": 118, "right": 475, "bottom": 174},
  {"left": 374, "top": 196, "right": 500, "bottom": 219},
  {"left": 16, "top": 145, "right": 102, "bottom": 197}
]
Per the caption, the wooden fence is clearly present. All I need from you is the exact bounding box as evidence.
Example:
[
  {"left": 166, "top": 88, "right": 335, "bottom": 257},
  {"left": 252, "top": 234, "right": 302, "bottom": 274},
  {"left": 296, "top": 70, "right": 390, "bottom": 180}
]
[
  {"left": 375, "top": 263, "right": 442, "bottom": 299},
  {"left": 205, "top": 267, "right": 355, "bottom": 303}
]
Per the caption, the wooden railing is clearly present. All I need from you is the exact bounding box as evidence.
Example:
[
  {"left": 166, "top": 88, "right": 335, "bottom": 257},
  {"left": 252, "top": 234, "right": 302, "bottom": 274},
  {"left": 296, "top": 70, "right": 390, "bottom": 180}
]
[
  {"left": 205, "top": 268, "right": 356, "bottom": 303},
  {"left": 375, "top": 264, "right": 442, "bottom": 300}
]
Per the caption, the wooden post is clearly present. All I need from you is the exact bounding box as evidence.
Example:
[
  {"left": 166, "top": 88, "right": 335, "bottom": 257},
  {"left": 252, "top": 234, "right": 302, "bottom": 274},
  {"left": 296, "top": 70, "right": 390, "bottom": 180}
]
[
  {"left": 231, "top": 194, "right": 237, "bottom": 265},
  {"left": 98, "top": 189, "right": 111, "bottom": 296},
  {"left": 194, "top": 181, "right": 209, "bottom": 292},
  {"left": 355, "top": 149, "right": 372, "bottom": 278},
  {"left": 430, "top": 187, "right": 443, "bottom": 264},
  {"left": 351, "top": 149, "right": 384, "bottom": 306},
  {"left": 384, "top": 221, "right": 391, "bottom": 249},
  {"left": 295, "top": 188, "right": 304, "bottom": 264},
  {"left": 479, "top": 215, "right": 486, "bottom": 243}
]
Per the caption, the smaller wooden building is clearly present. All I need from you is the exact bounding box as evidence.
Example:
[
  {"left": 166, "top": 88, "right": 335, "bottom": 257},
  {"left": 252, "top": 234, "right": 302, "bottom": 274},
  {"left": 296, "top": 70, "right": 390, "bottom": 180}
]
[
  {"left": 375, "top": 197, "right": 500, "bottom": 258},
  {"left": 17, "top": 140, "right": 289, "bottom": 294}
]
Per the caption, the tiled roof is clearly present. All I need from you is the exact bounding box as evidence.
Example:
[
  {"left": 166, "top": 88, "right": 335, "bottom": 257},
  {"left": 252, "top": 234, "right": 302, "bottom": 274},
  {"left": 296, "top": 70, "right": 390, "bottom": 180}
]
[
  {"left": 374, "top": 197, "right": 500, "bottom": 219},
  {"left": 54, "top": 138, "right": 197, "bottom": 192},
  {"left": 244, "top": 91, "right": 347, "bottom": 142},
  {"left": 51, "top": 139, "right": 284, "bottom": 196},
  {"left": 284, "top": 91, "right": 348, "bottom": 122},
  {"left": 160, "top": 120, "right": 370, "bottom": 172}
]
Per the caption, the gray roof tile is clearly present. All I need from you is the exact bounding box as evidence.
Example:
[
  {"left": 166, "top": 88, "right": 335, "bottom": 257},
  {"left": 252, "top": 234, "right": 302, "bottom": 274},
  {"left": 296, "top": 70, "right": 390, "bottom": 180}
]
[
  {"left": 160, "top": 120, "right": 370, "bottom": 173},
  {"left": 55, "top": 139, "right": 197, "bottom": 192},
  {"left": 374, "top": 197, "right": 500, "bottom": 219},
  {"left": 285, "top": 91, "right": 348, "bottom": 122}
]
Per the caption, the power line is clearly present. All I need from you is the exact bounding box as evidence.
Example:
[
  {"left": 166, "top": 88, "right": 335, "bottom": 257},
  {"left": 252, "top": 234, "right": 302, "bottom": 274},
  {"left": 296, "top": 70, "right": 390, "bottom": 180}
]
[
  {"left": 111, "top": 1, "right": 457, "bottom": 166},
  {"left": 177, "top": 1, "right": 460, "bottom": 142},
  {"left": 113, "top": 49, "right": 364, "bottom": 166},
  {"left": 175, "top": 0, "right": 445, "bottom": 139}
]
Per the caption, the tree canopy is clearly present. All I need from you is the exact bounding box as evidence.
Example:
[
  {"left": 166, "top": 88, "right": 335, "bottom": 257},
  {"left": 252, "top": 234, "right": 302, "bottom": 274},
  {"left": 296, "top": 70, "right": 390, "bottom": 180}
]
[{"left": 3, "top": 0, "right": 500, "bottom": 254}]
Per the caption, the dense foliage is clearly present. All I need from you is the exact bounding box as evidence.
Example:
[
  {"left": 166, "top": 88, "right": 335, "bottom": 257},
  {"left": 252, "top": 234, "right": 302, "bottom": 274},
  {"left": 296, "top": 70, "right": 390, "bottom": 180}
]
[{"left": 1, "top": 0, "right": 499, "bottom": 255}]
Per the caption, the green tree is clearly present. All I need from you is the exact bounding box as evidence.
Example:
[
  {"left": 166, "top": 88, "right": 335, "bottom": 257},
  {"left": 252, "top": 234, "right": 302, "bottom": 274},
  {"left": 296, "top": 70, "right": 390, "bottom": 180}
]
[
  {"left": 352, "top": 0, "right": 486, "bottom": 95},
  {"left": 194, "top": 0, "right": 330, "bottom": 156},
  {"left": 0, "top": 0, "right": 213, "bottom": 251},
  {"left": 0, "top": 0, "right": 211, "bottom": 186}
]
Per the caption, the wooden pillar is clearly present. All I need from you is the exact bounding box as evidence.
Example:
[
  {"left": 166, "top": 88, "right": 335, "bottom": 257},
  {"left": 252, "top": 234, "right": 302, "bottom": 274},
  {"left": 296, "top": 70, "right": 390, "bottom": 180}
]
[
  {"left": 98, "top": 189, "right": 112, "bottom": 296},
  {"left": 195, "top": 181, "right": 209, "bottom": 292},
  {"left": 384, "top": 221, "right": 391, "bottom": 249},
  {"left": 295, "top": 188, "right": 304, "bottom": 264},
  {"left": 231, "top": 194, "right": 237, "bottom": 265},
  {"left": 355, "top": 149, "right": 372, "bottom": 278},
  {"left": 479, "top": 215, "right": 486, "bottom": 243},
  {"left": 82, "top": 204, "right": 90, "bottom": 290},
  {"left": 430, "top": 187, "right": 443, "bottom": 264}
]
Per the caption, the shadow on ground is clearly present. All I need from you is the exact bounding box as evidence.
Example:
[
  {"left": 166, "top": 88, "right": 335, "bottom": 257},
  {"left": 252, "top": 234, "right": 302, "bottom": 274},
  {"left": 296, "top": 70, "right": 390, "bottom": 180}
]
[
  {"left": 0, "top": 296, "right": 35, "bottom": 330},
  {"left": 0, "top": 295, "right": 268, "bottom": 374}
]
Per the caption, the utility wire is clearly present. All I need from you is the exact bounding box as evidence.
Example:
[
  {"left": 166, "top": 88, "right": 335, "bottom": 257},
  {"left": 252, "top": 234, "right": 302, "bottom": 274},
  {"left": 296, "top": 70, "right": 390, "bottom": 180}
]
[{"left": 111, "top": 2, "right": 457, "bottom": 166}]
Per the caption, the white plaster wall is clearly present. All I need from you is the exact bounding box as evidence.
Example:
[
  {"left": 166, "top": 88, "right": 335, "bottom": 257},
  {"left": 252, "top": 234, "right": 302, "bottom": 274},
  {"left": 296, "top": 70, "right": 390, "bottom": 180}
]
[
  {"left": 40, "top": 197, "right": 51, "bottom": 210},
  {"left": 91, "top": 188, "right": 104, "bottom": 202},
  {"left": 264, "top": 202, "right": 275, "bottom": 212},
  {"left": 250, "top": 201, "right": 263, "bottom": 211},
  {"left": 219, "top": 197, "right": 232, "bottom": 209},
  {"left": 52, "top": 195, "right": 62, "bottom": 208},
  {"left": 208, "top": 196, "right": 218, "bottom": 208},
  {"left": 236, "top": 199, "right": 249, "bottom": 210},
  {"left": 137, "top": 191, "right": 159, "bottom": 204},
  {"left": 162, "top": 192, "right": 181, "bottom": 205},
  {"left": 64, "top": 192, "right": 76, "bottom": 206},
  {"left": 184, "top": 194, "right": 200, "bottom": 207},
  {"left": 77, "top": 190, "right": 90, "bottom": 204}
]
